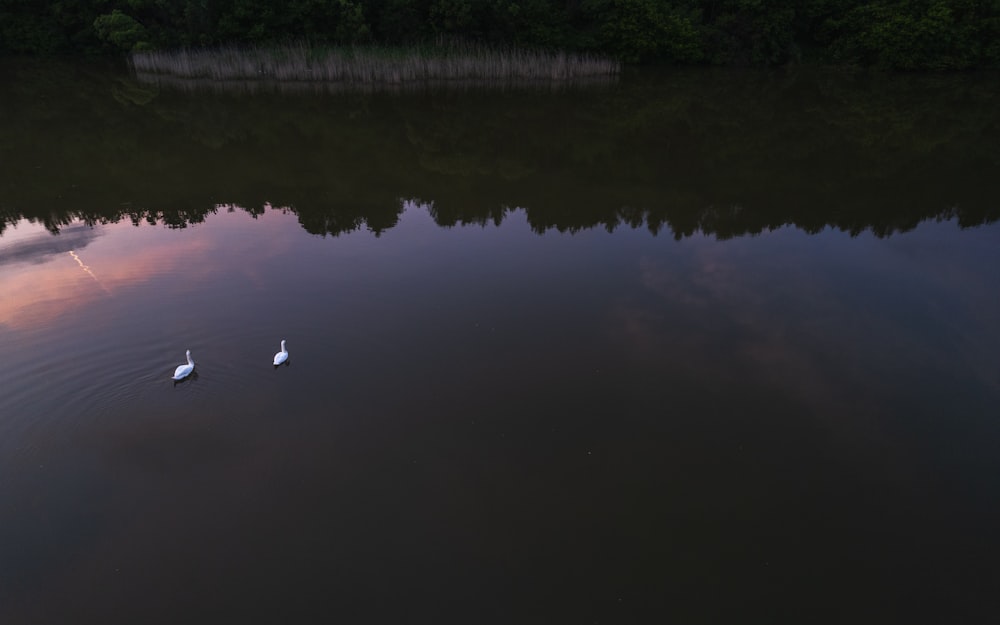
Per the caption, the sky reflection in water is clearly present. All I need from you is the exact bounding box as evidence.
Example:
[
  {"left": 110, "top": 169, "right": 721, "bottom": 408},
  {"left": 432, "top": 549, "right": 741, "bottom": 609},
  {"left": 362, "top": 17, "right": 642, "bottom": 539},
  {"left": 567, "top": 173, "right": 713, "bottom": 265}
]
[{"left": 1, "top": 202, "right": 999, "bottom": 624}]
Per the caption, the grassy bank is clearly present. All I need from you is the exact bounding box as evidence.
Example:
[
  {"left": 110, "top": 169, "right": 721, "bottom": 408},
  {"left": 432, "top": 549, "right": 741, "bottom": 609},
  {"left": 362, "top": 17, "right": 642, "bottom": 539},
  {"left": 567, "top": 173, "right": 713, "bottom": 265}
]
[{"left": 129, "top": 43, "right": 620, "bottom": 89}]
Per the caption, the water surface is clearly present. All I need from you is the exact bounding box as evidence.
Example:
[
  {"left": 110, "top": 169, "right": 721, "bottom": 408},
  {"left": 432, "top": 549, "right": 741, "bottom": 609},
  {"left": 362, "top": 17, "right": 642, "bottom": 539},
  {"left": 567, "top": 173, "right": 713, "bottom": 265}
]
[{"left": 1, "top": 60, "right": 999, "bottom": 624}]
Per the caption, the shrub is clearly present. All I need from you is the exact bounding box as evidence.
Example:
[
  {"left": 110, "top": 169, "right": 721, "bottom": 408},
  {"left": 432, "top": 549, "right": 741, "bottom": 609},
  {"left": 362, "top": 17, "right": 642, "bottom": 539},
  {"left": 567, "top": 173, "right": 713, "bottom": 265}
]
[{"left": 93, "top": 10, "right": 149, "bottom": 53}]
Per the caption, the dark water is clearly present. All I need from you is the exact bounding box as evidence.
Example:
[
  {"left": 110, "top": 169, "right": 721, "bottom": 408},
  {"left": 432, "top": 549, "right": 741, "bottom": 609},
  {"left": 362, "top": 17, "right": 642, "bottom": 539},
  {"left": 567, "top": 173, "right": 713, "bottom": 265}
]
[{"left": 1, "top": 60, "right": 999, "bottom": 624}]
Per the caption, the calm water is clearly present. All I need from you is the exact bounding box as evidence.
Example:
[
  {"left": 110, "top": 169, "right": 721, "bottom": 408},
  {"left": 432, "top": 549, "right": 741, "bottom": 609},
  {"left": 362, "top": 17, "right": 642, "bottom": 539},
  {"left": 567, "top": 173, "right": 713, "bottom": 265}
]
[{"left": 1, "top": 60, "right": 999, "bottom": 624}]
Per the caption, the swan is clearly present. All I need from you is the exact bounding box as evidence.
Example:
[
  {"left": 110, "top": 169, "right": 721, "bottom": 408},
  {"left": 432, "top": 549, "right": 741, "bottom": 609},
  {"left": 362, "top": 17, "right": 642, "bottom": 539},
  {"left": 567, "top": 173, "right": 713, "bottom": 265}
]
[
  {"left": 273, "top": 340, "right": 288, "bottom": 366},
  {"left": 173, "top": 349, "right": 195, "bottom": 380}
]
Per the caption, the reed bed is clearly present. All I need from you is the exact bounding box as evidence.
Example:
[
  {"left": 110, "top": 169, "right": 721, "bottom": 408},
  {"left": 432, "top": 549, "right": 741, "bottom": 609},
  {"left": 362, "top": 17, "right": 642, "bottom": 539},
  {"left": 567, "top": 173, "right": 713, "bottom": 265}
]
[{"left": 129, "top": 43, "right": 620, "bottom": 90}]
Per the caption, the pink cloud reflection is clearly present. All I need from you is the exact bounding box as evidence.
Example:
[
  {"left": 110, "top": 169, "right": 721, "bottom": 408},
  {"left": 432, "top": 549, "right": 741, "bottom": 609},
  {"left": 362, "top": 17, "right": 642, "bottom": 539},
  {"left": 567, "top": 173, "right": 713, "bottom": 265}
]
[{"left": 0, "top": 212, "right": 295, "bottom": 330}]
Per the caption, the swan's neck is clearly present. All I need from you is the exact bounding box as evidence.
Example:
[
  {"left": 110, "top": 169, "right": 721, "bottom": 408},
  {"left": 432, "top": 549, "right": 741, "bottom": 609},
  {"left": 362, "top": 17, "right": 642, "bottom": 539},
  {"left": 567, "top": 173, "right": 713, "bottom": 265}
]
[
  {"left": 187, "top": 352, "right": 194, "bottom": 365},
  {"left": 281, "top": 341, "right": 287, "bottom": 352}
]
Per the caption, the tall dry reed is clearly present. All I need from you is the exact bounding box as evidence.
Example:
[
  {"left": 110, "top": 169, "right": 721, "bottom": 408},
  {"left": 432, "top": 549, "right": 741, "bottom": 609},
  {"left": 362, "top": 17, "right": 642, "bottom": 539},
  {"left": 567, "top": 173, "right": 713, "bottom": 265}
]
[{"left": 130, "top": 42, "right": 620, "bottom": 88}]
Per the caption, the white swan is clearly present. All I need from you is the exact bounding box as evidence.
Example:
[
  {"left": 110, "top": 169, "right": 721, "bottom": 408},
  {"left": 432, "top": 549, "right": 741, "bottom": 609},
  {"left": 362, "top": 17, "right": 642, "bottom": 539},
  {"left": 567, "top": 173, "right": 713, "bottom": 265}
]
[
  {"left": 273, "top": 340, "right": 288, "bottom": 366},
  {"left": 173, "top": 349, "right": 195, "bottom": 380}
]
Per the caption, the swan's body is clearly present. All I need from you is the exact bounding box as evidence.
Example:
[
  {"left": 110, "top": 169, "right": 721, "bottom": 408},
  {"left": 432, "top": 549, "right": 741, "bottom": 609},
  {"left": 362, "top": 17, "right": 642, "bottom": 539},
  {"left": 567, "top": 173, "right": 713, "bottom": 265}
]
[
  {"left": 273, "top": 340, "right": 288, "bottom": 366},
  {"left": 173, "top": 349, "right": 194, "bottom": 380}
]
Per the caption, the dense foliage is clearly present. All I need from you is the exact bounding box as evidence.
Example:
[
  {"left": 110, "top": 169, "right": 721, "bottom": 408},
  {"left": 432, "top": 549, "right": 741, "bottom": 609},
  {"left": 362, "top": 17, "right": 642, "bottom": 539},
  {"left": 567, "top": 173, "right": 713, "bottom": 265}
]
[{"left": 2, "top": 0, "right": 999, "bottom": 69}]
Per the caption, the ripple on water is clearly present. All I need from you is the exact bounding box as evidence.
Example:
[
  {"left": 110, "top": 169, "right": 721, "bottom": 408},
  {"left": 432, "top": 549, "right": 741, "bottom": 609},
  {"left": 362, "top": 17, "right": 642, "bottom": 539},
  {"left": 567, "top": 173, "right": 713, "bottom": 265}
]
[
  {"left": 2, "top": 267, "right": 341, "bottom": 452},
  {"left": 0, "top": 321, "right": 298, "bottom": 456}
]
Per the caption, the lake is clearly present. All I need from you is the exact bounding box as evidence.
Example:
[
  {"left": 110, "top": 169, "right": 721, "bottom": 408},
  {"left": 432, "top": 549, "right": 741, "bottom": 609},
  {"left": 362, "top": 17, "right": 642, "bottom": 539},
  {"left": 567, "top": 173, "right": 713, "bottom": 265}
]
[{"left": 1, "top": 59, "right": 999, "bottom": 624}]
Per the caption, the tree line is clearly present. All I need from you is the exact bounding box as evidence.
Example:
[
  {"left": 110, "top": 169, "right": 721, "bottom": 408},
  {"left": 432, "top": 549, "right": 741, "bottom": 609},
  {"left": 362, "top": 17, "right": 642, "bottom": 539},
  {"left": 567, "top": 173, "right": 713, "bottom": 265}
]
[{"left": 2, "top": 0, "right": 999, "bottom": 69}]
